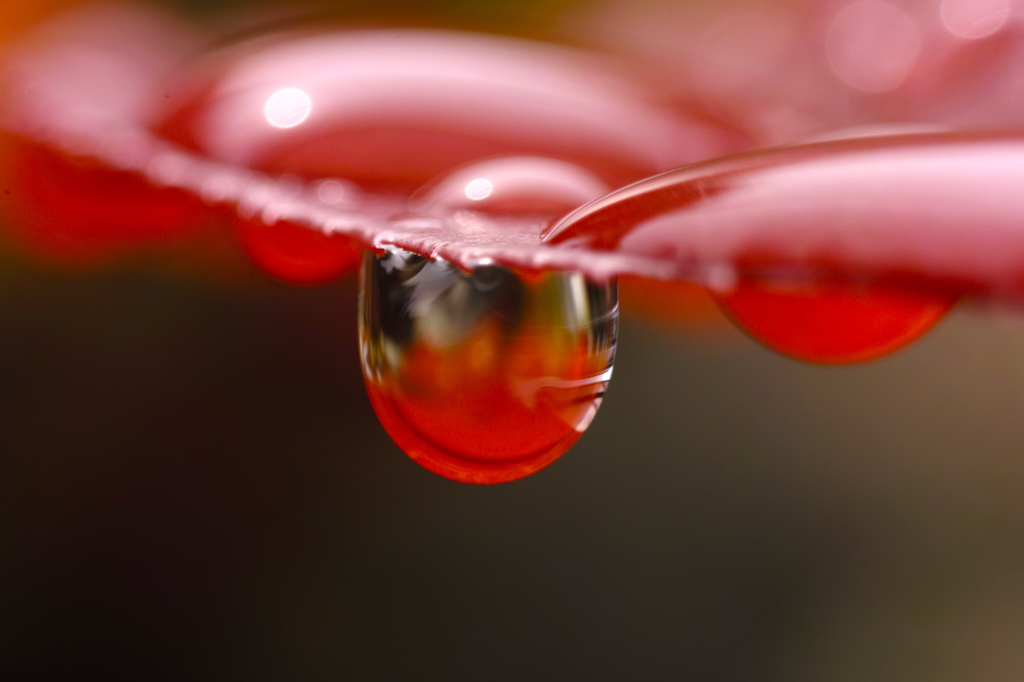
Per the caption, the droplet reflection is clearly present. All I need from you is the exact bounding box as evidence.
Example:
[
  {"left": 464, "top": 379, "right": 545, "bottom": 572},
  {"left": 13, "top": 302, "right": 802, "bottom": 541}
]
[
  {"left": 464, "top": 178, "right": 494, "bottom": 201},
  {"left": 415, "top": 156, "right": 609, "bottom": 216},
  {"left": 264, "top": 87, "right": 311, "bottom": 128},
  {"left": 359, "top": 249, "right": 617, "bottom": 484}
]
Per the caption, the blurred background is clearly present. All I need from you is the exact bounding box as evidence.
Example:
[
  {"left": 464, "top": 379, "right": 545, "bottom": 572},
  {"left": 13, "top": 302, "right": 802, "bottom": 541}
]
[{"left": 4, "top": 0, "right": 1024, "bottom": 680}]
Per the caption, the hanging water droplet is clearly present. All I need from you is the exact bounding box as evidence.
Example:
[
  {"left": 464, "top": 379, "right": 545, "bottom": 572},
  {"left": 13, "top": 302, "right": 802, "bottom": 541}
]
[
  {"left": 235, "top": 216, "right": 361, "bottom": 285},
  {"left": 715, "top": 275, "right": 952, "bottom": 364},
  {"left": 359, "top": 248, "right": 617, "bottom": 484}
]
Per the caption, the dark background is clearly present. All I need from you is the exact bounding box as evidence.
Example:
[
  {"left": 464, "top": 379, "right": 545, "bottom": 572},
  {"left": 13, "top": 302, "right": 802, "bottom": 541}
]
[
  {"left": 4, "top": 0, "right": 1024, "bottom": 680},
  {"left": 3, "top": 258, "right": 1024, "bottom": 681}
]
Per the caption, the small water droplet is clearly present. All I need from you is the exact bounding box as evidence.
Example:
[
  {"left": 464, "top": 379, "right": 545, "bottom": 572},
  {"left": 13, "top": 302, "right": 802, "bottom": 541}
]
[
  {"left": 414, "top": 156, "right": 609, "bottom": 217},
  {"left": 236, "top": 217, "right": 360, "bottom": 285},
  {"left": 156, "top": 31, "right": 698, "bottom": 193},
  {"left": 359, "top": 248, "right": 618, "bottom": 484}
]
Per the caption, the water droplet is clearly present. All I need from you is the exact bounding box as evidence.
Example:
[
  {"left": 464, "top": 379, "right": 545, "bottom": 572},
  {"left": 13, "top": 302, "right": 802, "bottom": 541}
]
[
  {"left": 156, "top": 30, "right": 704, "bottom": 193},
  {"left": 236, "top": 217, "right": 361, "bottom": 285},
  {"left": 543, "top": 136, "right": 986, "bottom": 362},
  {"left": 414, "top": 156, "right": 609, "bottom": 217},
  {"left": 359, "top": 248, "right": 617, "bottom": 484},
  {"left": 715, "top": 275, "right": 953, "bottom": 364}
]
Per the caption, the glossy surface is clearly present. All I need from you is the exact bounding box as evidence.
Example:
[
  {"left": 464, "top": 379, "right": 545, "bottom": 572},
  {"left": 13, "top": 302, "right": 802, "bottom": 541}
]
[
  {"left": 413, "top": 156, "right": 610, "bottom": 217},
  {"left": 716, "top": 277, "right": 953, "bottom": 363},
  {"left": 359, "top": 249, "right": 617, "bottom": 484},
  {"left": 6, "top": 6, "right": 1024, "bottom": 677},
  {"left": 7, "top": 5, "right": 1024, "bottom": 367},
  {"left": 236, "top": 216, "right": 361, "bottom": 285},
  {"left": 545, "top": 134, "right": 1024, "bottom": 294},
  {"left": 12, "top": 7, "right": 1024, "bottom": 303},
  {"left": 544, "top": 135, "right": 1024, "bottom": 360},
  {"left": 158, "top": 29, "right": 727, "bottom": 192},
  {"left": 234, "top": 176, "right": 362, "bottom": 284}
]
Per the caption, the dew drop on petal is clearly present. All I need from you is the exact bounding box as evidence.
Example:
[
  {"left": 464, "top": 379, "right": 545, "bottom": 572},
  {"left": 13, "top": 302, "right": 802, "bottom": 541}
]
[
  {"left": 543, "top": 136, "right": 982, "bottom": 363},
  {"left": 236, "top": 217, "right": 361, "bottom": 285},
  {"left": 713, "top": 276, "right": 954, "bottom": 364},
  {"left": 359, "top": 248, "right": 618, "bottom": 484},
  {"left": 414, "top": 156, "right": 610, "bottom": 217},
  {"left": 157, "top": 30, "right": 701, "bottom": 193}
]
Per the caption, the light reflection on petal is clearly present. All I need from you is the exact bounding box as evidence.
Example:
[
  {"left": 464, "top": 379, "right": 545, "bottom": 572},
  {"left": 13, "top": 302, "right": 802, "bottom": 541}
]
[
  {"left": 464, "top": 178, "right": 493, "bottom": 201},
  {"left": 175, "top": 30, "right": 715, "bottom": 191}
]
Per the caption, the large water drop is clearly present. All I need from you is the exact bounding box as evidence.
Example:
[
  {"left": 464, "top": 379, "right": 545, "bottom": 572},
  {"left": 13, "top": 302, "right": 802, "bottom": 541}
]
[{"left": 359, "top": 249, "right": 617, "bottom": 484}]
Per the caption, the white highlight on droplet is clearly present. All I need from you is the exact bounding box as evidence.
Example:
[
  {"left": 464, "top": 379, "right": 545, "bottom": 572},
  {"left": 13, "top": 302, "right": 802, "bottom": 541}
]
[
  {"left": 264, "top": 88, "right": 312, "bottom": 128},
  {"left": 464, "top": 178, "right": 494, "bottom": 201},
  {"left": 825, "top": 1, "right": 921, "bottom": 93},
  {"left": 940, "top": 0, "right": 1010, "bottom": 40}
]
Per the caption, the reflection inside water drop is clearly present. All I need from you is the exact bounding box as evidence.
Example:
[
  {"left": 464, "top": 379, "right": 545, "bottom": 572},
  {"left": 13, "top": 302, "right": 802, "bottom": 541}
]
[{"left": 359, "top": 249, "right": 618, "bottom": 484}]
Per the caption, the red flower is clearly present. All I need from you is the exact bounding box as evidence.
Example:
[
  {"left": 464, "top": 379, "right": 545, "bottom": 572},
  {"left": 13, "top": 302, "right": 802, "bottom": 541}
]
[{"left": 2, "top": 0, "right": 1020, "bottom": 481}]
